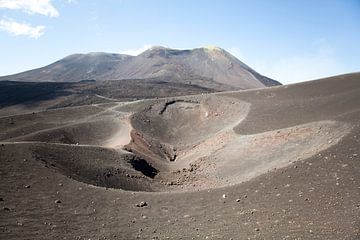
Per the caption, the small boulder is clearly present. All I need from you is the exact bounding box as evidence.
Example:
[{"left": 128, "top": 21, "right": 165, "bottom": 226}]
[{"left": 136, "top": 201, "right": 147, "bottom": 207}]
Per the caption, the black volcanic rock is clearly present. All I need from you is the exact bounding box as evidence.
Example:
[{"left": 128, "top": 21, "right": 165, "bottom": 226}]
[{"left": 0, "top": 46, "right": 281, "bottom": 90}]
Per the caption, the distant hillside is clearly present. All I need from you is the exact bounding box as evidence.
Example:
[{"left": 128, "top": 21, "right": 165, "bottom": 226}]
[{"left": 0, "top": 46, "right": 280, "bottom": 90}]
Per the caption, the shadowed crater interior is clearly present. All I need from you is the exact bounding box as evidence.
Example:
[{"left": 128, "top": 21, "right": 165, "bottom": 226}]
[{"left": 129, "top": 158, "right": 158, "bottom": 178}]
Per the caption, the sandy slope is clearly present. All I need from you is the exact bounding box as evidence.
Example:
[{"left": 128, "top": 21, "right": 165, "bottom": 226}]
[{"left": 0, "top": 73, "right": 359, "bottom": 239}]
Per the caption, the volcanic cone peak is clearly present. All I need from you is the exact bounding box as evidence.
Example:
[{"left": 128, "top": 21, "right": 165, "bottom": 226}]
[{"left": 0, "top": 46, "right": 280, "bottom": 89}]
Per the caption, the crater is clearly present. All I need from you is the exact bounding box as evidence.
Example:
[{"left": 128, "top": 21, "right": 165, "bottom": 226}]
[{"left": 25, "top": 96, "right": 352, "bottom": 192}]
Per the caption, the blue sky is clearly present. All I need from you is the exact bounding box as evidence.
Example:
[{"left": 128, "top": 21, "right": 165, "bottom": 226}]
[{"left": 0, "top": 0, "right": 359, "bottom": 84}]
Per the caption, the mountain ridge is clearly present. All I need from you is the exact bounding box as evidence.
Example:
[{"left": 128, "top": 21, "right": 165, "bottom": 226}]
[{"left": 0, "top": 46, "right": 281, "bottom": 90}]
